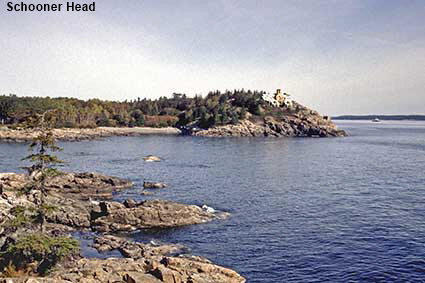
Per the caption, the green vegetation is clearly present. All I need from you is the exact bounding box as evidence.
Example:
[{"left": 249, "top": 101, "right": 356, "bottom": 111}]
[
  {"left": 21, "top": 111, "right": 64, "bottom": 233},
  {"left": 0, "top": 111, "right": 79, "bottom": 276},
  {"left": 0, "top": 234, "right": 79, "bottom": 275},
  {"left": 0, "top": 90, "right": 295, "bottom": 129},
  {"left": 3, "top": 205, "right": 36, "bottom": 228}
]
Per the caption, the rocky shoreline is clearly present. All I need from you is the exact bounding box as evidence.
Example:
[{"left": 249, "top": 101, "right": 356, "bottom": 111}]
[
  {"left": 0, "top": 172, "right": 245, "bottom": 283},
  {"left": 0, "top": 114, "right": 346, "bottom": 142},
  {"left": 0, "top": 127, "right": 181, "bottom": 142},
  {"left": 194, "top": 114, "right": 346, "bottom": 138},
  {"left": 0, "top": 172, "right": 133, "bottom": 200}
]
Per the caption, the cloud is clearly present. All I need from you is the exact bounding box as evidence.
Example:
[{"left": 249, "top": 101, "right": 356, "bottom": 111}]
[{"left": 0, "top": 0, "right": 424, "bottom": 114}]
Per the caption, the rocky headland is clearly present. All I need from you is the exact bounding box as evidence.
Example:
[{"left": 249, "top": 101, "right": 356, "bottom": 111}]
[
  {"left": 0, "top": 105, "right": 345, "bottom": 141},
  {"left": 0, "top": 89, "right": 346, "bottom": 141},
  {"left": 0, "top": 172, "right": 245, "bottom": 283},
  {"left": 193, "top": 103, "right": 346, "bottom": 137}
]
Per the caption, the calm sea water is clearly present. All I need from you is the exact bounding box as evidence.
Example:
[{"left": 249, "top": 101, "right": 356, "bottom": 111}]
[{"left": 1, "top": 121, "right": 424, "bottom": 282}]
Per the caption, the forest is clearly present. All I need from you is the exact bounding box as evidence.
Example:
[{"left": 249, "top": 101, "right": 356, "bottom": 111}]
[{"left": 0, "top": 90, "right": 288, "bottom": 129}]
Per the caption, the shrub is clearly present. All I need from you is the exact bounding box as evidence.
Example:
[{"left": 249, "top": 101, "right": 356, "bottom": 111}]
[
  {"left": 3, "top": 206, "right": 36, "bottom": 228},
  {"left": 0, "top": 234, "right": 80, "bottom": 275}
]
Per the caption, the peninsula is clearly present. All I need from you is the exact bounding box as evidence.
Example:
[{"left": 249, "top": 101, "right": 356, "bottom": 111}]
[{"left": 0, "top": 89, "right": 346, "bottom": 140}]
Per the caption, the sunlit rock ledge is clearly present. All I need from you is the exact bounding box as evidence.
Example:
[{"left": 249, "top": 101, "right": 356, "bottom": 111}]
[
  {"left": 0, "top": 126, "right": 181, "bottom": 142},
  {"left": 0, "top": 171, "right": 242, "bottom": 282}
]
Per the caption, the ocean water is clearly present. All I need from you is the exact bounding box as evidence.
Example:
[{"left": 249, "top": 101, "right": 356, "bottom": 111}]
[{"left": 1, "top": 120, "right": 424, "bottom": 282}]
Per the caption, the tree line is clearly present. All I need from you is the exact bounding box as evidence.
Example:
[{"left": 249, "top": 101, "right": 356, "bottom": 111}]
[{"left": 0, "top": 90, "right": 283, "bottom": 129}]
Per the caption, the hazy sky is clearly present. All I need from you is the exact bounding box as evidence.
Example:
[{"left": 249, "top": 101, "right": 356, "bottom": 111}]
[{"left": 1, "top": 0, "right": 424, "bottom": 115}]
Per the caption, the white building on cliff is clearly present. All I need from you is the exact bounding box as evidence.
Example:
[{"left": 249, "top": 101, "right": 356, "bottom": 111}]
[{"left": 262, "top": 89, "right": 293, "bottom": 108}]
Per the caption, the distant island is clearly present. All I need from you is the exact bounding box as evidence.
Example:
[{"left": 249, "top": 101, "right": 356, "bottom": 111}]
[
  {"left": 0, "top": 89, "right": 346, "bottom": 139},
  {"left": 333, "top": 115, "right": 425, "bottom": 121}
]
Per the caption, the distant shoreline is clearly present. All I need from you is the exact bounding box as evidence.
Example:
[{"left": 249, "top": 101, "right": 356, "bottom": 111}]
[
  {"left": 0, "top": 126, "right": 181, "bottom": 142},
  {"left": 332, "top": 115, "right": 425, "bottom": 121}
]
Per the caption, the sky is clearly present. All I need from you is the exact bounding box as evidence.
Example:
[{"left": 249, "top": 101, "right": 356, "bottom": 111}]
[{"left": 0, "top": 0, "right": 424, "bottom": 115}]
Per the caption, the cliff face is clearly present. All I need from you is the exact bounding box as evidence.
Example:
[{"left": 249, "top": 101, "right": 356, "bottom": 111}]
[{"left": 193, "top": 102, "right": 346, "bottom": 138}]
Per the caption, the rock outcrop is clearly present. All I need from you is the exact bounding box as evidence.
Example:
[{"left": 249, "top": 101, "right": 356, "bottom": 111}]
[
  {"left": 0, "top": 171, "right": 242, "bottom": 283},
  {"left": 0, "top": 173, "right": 28, "bottom": 191},
  {"left": 90, "top": 236, "right": 245, "bottom": 283},
  {"left": 144, "top": 181, "right": 167, "bottom": 189},
  {"left": 93, "top": 235, "right": 187, "bottom": 258},
  {"left": 193, "top": 102, "right": 346, "bottom": 137},
  {"left": 0, "top": 172, "right": 133, "bottom": 200},
  {"left": 0, "top": 190, "right": 92, "bottom": 231},
  {"left": 87, "top": 236, "right": 246, "bottom": 283},
  {"left": 1, "top": 187, "right": 225, "bottom": 233},
  {"left": 0, "top": 232, "right": 246, "bottom": 283},
  {"left": 195, "top": 116, "right": 346, "bottom": 137},
  {"left": 92, "top": 199, "right": 227, "bottom": 232},
  {"left": 45, "top": 255, "right": 246, "bottom": 283}
]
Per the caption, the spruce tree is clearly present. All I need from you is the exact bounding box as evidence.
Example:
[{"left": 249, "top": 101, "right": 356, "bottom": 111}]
[
  {"left": 22, "top": 110, "right": 64, "bottom": 233},
  {"left": 0, "top": 110, "right": 79, "bottom": 276}
]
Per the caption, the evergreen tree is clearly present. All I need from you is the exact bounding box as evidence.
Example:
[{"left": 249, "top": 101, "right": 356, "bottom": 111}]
[
  {"left": 231, "top": 113, "right": 239, "bottom": 125},
  {"left": 0, "top": 88, "right": 281, "bottom": 129},
  {"left": 22, "top": 110, "right": 64, "bottom": 233},
  {"left": 239, "top": 108, "right": 247, "bottom": 120},
  {"left": 220, "top": 110, "right": 228, "bottom": 124},
  {"left": 0, "top": 110, "right": 79, "bottom": 275}
]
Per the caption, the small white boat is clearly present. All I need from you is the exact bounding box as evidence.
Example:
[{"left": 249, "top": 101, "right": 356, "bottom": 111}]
[{"left": 372, "top": 118, "right": 381, "bottom": 122}]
